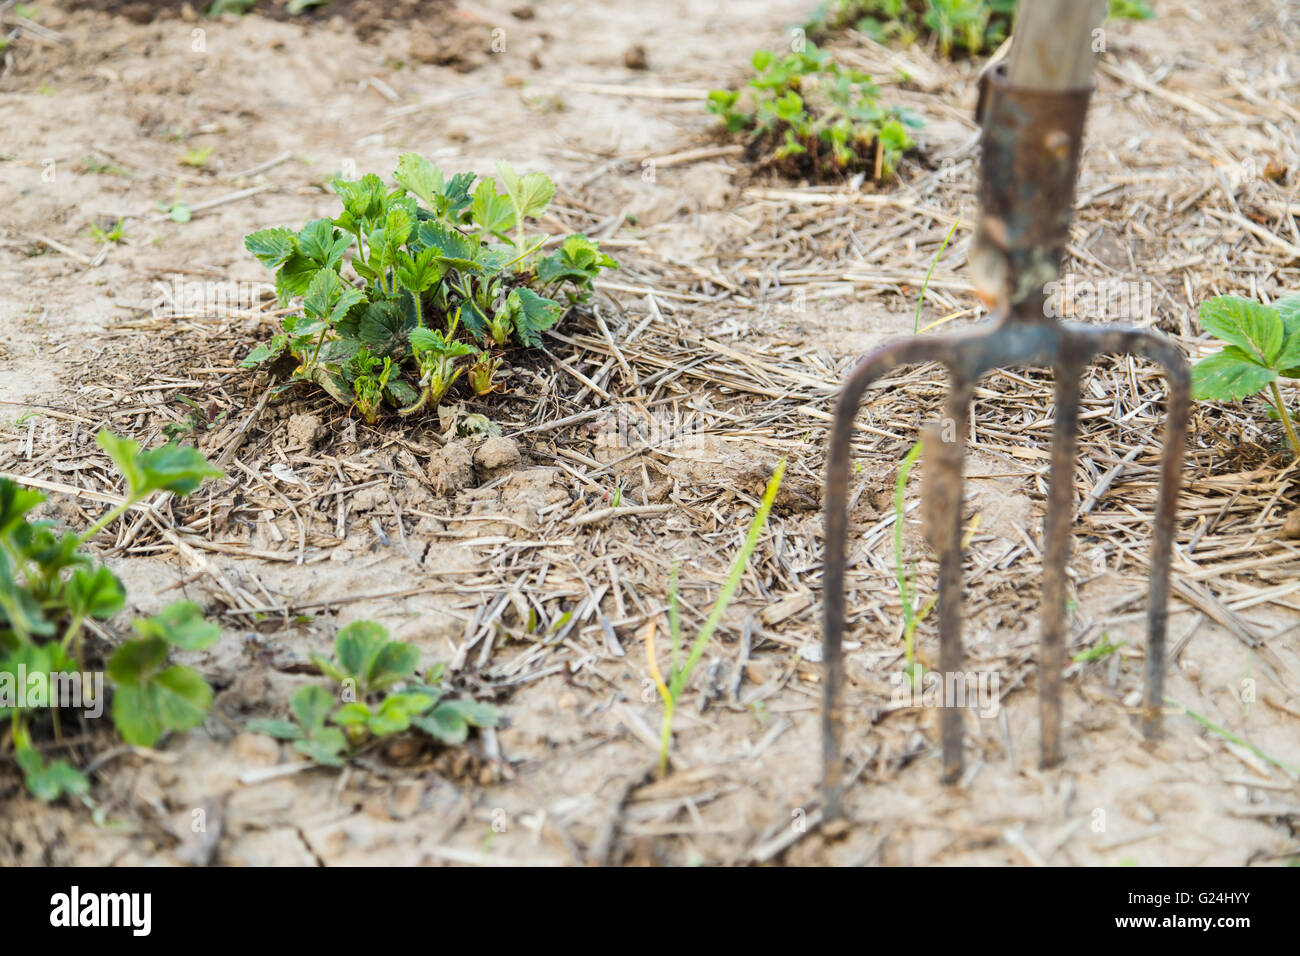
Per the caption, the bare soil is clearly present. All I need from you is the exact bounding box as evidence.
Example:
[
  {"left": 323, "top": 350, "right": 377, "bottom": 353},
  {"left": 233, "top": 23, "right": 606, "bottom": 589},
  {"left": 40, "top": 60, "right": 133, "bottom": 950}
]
[{"left": 1, "top": 0, "right": 1298, "bottom": 866}]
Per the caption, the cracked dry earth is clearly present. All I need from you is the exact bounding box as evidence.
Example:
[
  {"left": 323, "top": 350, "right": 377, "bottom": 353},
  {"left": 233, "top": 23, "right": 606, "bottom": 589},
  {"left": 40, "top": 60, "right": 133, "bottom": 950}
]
[{"left": 2, "top": 0, "right": 1299, "bottom": 865}]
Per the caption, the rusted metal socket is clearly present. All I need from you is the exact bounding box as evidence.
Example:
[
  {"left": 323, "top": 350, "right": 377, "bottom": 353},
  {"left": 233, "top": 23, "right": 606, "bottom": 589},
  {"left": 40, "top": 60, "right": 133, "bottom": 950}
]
[{"left": 972, "top": 64, "right": 1093, "bottom": 313}]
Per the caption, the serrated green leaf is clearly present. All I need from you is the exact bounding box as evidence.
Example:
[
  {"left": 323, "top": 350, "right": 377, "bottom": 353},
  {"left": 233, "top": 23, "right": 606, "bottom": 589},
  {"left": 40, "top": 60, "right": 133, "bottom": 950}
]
[
  {"left": 394, "top": 153, "right": 445, "bottom": 208},
  {"left": 496, "top": 162, "right": 555, "bottom": 220},
  {"left": 1198, "top": 296, "right": 1284, "bottom": 365},
  {"left": 366, "top": 640, "right": 419, "bottom": 689},
  {"left": 136, "top": 443, "right": 223, "bottom": 496},
  {"left": 413, "top": 703, "right": 468, "bottom": 745},
  {"left": 0, "top": 479, "right": 44, "bottom": 537},
  {"left": 470, "top": 178, "right": 516, "bottom": 242},
  {"left": 67, "top": 566, "right": 125, "bottom": 620},
  {"left": 291, "top": 684, "right": 334, "bottom": 730},
  {"left": 245, "top": 227, "right": 297, "bottom": 269},
  {"left": 356, "top": 298, "right": 417, "bottom": 357},
  {"left": 107, "top": 636, "right": 169, "bottom": 684},
  {"left": 332, "top": 701, "right": 371, "bottom": 727},
  {"left": 506, "top": 287, "right": 563, "bottom": 347},
  {"left": 367, "top": 691, "right": 435, "bottom": 736},
  {"left": 296, "top": 218, "right": 351, "bottom": 270},
  {"left": 132, "top": 600, "right": 220, "bottom": 651},
  {"left": 1191, "top": 347, "right": 1278, "bottom": 402},
  {"left": 335, "top": 620, "right": 389, "bottom": 678},
  {"left": 295, "top": 727, "right": 347, "bottom": 766},
  {"left": 274, "top": 254, "right": 321, "bottom": 305}
]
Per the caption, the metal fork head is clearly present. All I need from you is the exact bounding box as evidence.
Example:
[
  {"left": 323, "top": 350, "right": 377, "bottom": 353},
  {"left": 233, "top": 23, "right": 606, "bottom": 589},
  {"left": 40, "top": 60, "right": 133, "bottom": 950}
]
[{"left": 821, "top": 66, "right": 1189, "bottom": 820}]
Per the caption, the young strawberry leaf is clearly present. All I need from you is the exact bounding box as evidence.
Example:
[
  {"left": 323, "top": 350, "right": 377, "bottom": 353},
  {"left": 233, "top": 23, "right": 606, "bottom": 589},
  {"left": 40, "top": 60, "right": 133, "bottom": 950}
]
[
  {"left": 110, "top": 664, "right": 213, "bottom": 747},
  {"left": 244, "top": 227, "right": 298, "bottom": 269},
  {"left": 393, "top": 153, "right": 445, "bottom": 209},
  {"left": 1197, "top": 296, "right": 1283, "bottom": 366},
  {"left": 296, "top": 218, "right": 352, "bottom": 271},
  {"left": 131, "top": 600, "right": 220, "bottom": 651},
  {"left": 16, "top": 748, "right": 89, "bottom": 803},
  {"left": 66, "top": 566, "right": 126, "bottom": 621},
  {"left": 470, "top": 178, "right": 516, "bottom": 243},
  {"left": 506, "top": 287, "right": 563, "bottom": 348}
]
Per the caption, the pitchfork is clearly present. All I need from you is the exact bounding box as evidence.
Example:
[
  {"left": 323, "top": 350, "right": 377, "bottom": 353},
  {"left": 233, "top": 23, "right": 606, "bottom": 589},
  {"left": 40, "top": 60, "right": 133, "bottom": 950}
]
[{"left": 822, "top": 0, "right": 1188, "bottom": 818}]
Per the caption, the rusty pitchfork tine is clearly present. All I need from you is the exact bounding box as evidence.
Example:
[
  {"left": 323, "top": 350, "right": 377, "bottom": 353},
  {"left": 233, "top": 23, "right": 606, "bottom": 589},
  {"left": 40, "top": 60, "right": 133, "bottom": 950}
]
[{"left": 821, "top": 67, "right": 1189, "bottom": 822}]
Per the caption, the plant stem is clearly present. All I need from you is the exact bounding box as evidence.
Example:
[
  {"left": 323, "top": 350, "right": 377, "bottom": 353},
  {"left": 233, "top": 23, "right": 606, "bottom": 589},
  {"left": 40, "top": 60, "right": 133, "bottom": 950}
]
[
  {"left": 913, "top": 217, "right": 960, "bottom": 335},
  {"left": 1268, "top": 381, "right": 1300, "bottom": 457},
  {"left": 77, "top": 498, "right": 135, "bottom": 546}
]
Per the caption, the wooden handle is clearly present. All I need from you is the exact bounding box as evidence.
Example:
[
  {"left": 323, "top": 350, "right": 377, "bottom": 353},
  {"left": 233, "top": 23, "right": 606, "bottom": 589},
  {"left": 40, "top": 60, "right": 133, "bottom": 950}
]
[{"left": 1007, "top": 0, "right": 1106, "bottom": 89}]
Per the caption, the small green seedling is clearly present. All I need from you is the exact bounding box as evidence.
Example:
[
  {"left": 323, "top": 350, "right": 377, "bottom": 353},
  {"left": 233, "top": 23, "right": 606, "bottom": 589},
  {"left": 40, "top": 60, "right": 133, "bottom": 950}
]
[
  {"left": 648, "top": 460, "right": 785, "bottom": 777},
  {"left": 1, "top": 431, "right": 222, "bottom": 803},
  {"left": 894, "top": 441, "right": 935, "bottom": 684},
  {"left": 87, "top": 218, "right": 127, "bottom": 245},
  {"left": 1190, "top": 294, "right": 1300, "bottom": 458},
  {"left": 250, "top": 620, "right": 498, "bottom": 765},
  {"left": 1072, "top": 633, "right": 1125, "bottom": 664},
  {"left": 180, "top": 146, "right": 214, "bottom": 168},
  {"left": 708, "top": 43, "right": 919, "bottom": 181}
]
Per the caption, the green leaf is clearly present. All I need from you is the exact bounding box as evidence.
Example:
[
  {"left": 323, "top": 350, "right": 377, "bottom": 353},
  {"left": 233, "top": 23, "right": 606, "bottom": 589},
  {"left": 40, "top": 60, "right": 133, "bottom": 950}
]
[
  {"left": 1191, "top": 347, "right": 1278, "bottom": 402},
  {"left": 334, "top": 620, "right": 389, "bottom": 678},
  {"left": 245, "top": 227, "right": 297, "bottom": 269},
  {"left": 136, "top": 442, "right": 223, "bottom": 496},
  {"left": 304, "top": 268, "right": 367, "bottom": 326},
  {"left": 95, "top": 430, "right": 145, "bottom": 496},
  {"left": 291, "top": 684, "right": 334, "bottom": 730},
  {"left": 496, "top": 162, "right": 555, "bottom": 220},
  {"left": 413, "top": 702, "right": 468, "bottom": 745},
  {"left": 295, "top": 727, "right": 347, "bottom": 766},
  {"left": 356, "top": 298, "right": 417, "bottom": 357},
  {"left": 367, "top": 691, "right": 435, "bottom": 736},
  {"left": 506, "top": 287, "right": 563, "bottom": 347},
  {"left": 296, "top": 218, "right": 351, "bottom": 270},
  {"left": 1198, "top": 296, "right": 1284, "bottom": 365},
  {"left": 0, "top": 550, "right": 54, "bottom": 638},
  {"left": 132, "top": 600, "right": 220, "bottom": 651},
  {"left": 240, "top": 333, "right": 288, "bottom": 369},
  {"left": 246, "top": 718, "right": 303, "bottom": 740},
  {"left": 435, "top": 697, "right": 499, "bottom": 728},
  {"left": 416, "top": 221, "right": 480, "bottom": 270},
  {"left": 470, "top": 178, "right": 516, "bottom": 243},
  {"left": 97, "top": 431, "right": 221, "bottom": 498},
  {"left": 107, "top": 636, "right": 169, "bottom": 684},
  {"left": 367, "top": 640, "right": 419, "bottom": 689},
  {"left": 274, "top": 254, "right": 321, "bottom": 305},
  {"left": 66, "top": 566, "right": 125, "bottom": 620},
  {"left": 169, "top": 201, "right": 192, "bottom": 224},
  {"left": 394, "top": 153, "right": 445, "bottom": 208},
  {"left": 112, "top": 665, "right": 212, "bottom": 747},
  {"left": 332, "top": 701, "right": 371, "bottom": 727},
  {"left": 0, "top": 479, "right": 44, "bottom": 537},
  {"left": 18, "top": 749, "right": 90, "bottom": 803},
  {"left": 1275, "top": 294, "right": 1300, "bottom": 376}
]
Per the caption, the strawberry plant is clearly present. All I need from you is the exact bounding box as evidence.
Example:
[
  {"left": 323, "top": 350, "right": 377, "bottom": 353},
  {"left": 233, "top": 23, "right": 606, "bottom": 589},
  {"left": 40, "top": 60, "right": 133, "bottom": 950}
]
[
  {"left": 707, "top": 43, "right": 920, "bottom": 181},
  {"left": 248, "top": 620, "right": 498, "bottom": 766},
  {"left": 1190, "top": 294, "right": 1300, "bottom": 458},
  {"left": 806, "top": 0, "right": 1152, "bottom": 57},
  {"left": 1, "top": 431, "right": 222, "bottom": 803},
  {"left": 241, "top": 155, "right": 617, "bottom": 422}
]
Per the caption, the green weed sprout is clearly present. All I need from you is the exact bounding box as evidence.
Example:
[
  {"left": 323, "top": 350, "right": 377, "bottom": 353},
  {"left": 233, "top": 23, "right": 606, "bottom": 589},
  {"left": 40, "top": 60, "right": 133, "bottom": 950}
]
[
  {"left": 893, "top": 442, "right": 936, "bottom": 683},
  {"left": 648, "top": 460, "right": 785, "bottom": 777}
]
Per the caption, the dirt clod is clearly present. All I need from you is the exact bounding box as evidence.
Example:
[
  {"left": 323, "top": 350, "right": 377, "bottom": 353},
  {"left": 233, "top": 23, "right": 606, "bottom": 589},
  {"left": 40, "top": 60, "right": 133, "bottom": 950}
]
[
  {"left": 428, "top": 441, "right": 474, "bottom": 495},
  {"left": 286, "top": 412, "right": 324, "bottom": 447},
  {"left": 474, "top": 436, "right": 522, "bottom": 478}
]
